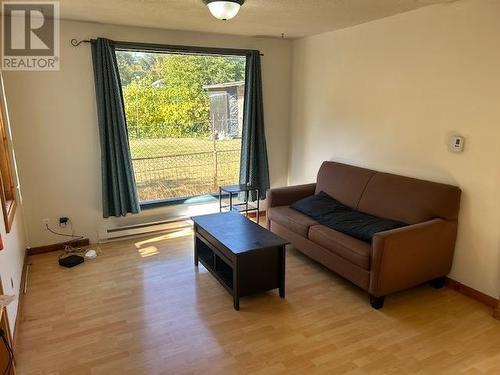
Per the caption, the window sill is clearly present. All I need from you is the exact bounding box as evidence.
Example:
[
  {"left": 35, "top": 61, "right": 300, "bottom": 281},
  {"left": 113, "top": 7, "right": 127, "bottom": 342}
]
[{"left": 140, "top": 194, "right": 225, "bottom": 210}]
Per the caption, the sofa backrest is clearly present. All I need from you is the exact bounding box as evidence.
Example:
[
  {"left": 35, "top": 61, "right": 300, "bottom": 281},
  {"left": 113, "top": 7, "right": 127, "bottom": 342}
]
[
  {"left": 316, "top": 161, "right": 461, "bottom": 224},
  {"left": 358, "top": 172, "right": 461, "bottom": 224},
  {"left": 316, "top": 161, "right": 376, "bottom": 208}
]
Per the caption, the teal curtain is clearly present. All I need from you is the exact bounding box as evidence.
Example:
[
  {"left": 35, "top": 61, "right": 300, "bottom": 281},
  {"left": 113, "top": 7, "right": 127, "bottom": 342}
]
[
  {"left": 239, "top": 51, "right": 270, "bottom": 200},
  {"left": 91, "top": 38, "right": 140, "bottom": 218}
]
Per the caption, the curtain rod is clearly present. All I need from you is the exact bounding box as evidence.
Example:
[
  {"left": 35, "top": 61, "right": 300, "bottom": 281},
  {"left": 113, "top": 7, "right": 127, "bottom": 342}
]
[{"left": 70, "top": 38, "right": 264, "bottom": 56}]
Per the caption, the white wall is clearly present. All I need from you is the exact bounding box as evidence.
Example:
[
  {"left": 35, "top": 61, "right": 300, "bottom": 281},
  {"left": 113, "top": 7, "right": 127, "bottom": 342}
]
[
  {"left": 289, "top": 0, "right": 500, "bottom": 298},
  {"left": 2, "top": 20, "right": 292, "bottom": 247},
  {"left": 0, "top": 72, "right": 27, "bottom": 333}
]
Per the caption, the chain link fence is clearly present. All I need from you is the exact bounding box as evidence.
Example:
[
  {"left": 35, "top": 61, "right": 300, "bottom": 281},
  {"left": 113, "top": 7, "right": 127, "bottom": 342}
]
[{"left": 128, "top": 123, "right": 241, "bottom": 202}]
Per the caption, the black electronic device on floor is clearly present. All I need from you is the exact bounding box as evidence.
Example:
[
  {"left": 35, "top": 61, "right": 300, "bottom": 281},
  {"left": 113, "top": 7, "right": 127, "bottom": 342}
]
[{"left": 59, "top": 255, "right": 84, "bottom": 268}]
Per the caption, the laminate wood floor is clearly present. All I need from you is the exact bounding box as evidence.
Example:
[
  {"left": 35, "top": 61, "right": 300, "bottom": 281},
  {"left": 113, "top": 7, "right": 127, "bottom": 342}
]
[{"left": 15, "top": 226, "right": 500, "bottom": 374}]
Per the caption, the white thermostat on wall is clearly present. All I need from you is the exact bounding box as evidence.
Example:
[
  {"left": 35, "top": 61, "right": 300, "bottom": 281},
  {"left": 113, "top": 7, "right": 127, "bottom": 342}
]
[{"left": 449, "top": 135, "right": 465, "bottom": 153}]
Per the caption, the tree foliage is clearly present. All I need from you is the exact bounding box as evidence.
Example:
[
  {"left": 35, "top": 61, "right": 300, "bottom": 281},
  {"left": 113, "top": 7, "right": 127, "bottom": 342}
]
[{"left": 116, "top": 52, "right": 245, "bottom": 138}]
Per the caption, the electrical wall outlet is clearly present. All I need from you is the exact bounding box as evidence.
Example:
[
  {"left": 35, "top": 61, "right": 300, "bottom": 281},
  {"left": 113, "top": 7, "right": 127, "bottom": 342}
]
[
  {"left": 449, "top": 135, "right": 465, "bottom": 153},
  {"left": 42, "top": 218, "right": 50, "bottom": 224}
]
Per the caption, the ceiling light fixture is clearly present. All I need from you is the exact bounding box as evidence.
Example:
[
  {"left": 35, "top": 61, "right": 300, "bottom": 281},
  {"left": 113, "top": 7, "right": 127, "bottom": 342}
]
[{"left": 205, "top": 0, "right": 245, "bottom": 21}]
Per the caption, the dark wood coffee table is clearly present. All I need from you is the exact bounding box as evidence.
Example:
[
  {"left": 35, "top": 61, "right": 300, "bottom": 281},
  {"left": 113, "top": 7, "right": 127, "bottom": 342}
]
[{"left": 192, "top": 211, "right": 289, "bottom": 310}]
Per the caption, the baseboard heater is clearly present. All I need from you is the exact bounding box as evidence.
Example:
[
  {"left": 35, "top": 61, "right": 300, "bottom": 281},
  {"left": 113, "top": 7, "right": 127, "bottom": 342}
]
[{"left": 104, "top": 217, "right": 193, "bottom": 241}]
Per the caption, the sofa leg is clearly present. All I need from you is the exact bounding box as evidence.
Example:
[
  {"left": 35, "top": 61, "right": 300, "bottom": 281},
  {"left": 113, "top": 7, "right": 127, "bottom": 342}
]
[
  {"left": 429, "top": 277, "right": 446, "bottom": 289},
  {"left": 370, "top": 295, "right": 385, "bottom": 310}
]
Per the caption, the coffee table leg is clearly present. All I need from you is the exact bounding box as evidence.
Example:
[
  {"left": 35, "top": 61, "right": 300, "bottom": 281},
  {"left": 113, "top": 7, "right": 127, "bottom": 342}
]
[
  {"left": 233, "top": 259, "right": 240, "bottom": 310},
  {"left": 194, "top": 228, "right": 199, "bottom": 267},
  {"left": 233, "top": 296, "right": 240, "bottom": 311},
  {"left": 219, "top": 187, "right": 222, "bottom": 212},
  {"left": 279, "top": 245, "right": 286, "bottom": 298}
]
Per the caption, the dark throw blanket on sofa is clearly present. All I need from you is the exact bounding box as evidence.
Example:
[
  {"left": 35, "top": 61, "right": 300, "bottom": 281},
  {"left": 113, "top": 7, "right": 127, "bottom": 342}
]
[{"left": 291, "top": 191, "right": 407, "bottom": 243}]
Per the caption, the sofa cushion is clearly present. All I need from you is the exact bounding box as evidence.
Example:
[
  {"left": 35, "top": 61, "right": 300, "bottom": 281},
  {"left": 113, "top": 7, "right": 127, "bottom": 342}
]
[
  {"left": 309, "top": 225, "right": 372, "bottom": 270},
  {"left": 319, "top": 208, "right": 407, "bottom": 243},
  {"left": 358, "top": 172, "right": 462, "bottom": 224},
  {"left": 316, "top": 161, "right": 376, "bottom": 208},
  {"left": 290, "top": 191, "right": 346, "bottom": 219},
  {"left": 268, "top": 206, "right": 318, "bottom": 238},
  {"left": 291, "top": 191, "right": 407, "bottom": 242},
  {"left": 271, "top": 221, "right": 370, "bottom": 289}
]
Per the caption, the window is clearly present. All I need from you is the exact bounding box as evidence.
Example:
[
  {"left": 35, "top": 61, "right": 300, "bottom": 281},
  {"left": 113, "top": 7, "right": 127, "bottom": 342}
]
[
  {"left": 116, "top": 50, "right": 246, "bottom": 204},
  {"left": 0, "top": 93, "right": 16, "bottom": 232}
]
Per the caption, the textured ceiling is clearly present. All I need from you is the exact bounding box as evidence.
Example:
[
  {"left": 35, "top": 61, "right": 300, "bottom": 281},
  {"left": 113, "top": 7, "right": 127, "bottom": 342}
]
[{"left": 57, "top": 0, "right": 456, "bottom": 39}]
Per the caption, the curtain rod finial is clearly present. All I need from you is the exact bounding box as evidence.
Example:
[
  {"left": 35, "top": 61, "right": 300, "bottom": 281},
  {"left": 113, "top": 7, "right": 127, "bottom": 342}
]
[{"left": 71, "top": 39, "right": 90, "bottom": 47}]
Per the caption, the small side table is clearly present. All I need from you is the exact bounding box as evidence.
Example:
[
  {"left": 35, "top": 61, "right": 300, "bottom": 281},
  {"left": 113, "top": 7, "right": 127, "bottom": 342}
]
[{"left": 219, "top": 184, "right": 260, "bottom": 224}]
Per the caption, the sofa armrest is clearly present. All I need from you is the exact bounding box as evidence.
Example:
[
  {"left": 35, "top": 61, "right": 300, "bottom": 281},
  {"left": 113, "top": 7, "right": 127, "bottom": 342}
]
[
  {"left": 266, "top": 183, "right": 317, "bottom": 209},
  {"left": 369, "top": 218, "right": 458, "bottom": 297}
]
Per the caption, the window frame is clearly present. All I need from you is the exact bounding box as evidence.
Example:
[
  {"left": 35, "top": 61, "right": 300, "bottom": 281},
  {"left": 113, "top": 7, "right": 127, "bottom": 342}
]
[
  {"left": 115, "top": 44, "right": 249, "bottom": 207},
  {"left": 0, "top": 88, "right": 17, "bottom": 233}
]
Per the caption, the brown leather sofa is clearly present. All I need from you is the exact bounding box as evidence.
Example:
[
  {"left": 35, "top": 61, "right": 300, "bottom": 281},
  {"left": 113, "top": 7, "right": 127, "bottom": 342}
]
[{"left": 267, "top": 161, "right": 461, "bottom": 309}]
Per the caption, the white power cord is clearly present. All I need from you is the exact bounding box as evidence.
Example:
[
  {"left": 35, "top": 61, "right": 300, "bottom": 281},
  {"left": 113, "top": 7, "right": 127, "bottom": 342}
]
[{"left": 45, "top": 221, "right": 100, "bottom": 259}]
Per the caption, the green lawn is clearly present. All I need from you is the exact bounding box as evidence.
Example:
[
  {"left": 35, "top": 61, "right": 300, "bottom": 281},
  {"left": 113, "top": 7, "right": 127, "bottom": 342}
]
[
  {"left": 129, "top": 137, "right": 241, "bottom": 158},
  {"left": 128, "top": 137, "right": 241, "bottom": 202}
]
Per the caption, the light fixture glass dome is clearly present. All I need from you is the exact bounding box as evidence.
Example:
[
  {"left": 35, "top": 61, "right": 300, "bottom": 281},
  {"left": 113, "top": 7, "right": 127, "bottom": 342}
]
[{"left": 207, "top": 1, "right": 243, "bottom": 21}]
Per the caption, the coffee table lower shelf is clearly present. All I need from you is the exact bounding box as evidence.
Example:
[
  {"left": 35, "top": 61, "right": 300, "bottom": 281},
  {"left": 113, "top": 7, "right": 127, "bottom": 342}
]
[
  {"left": 197, "top": 246, "right": 234, "bottom": 293},
  {"left": 194, "top": 225, "right": 286, "bottom": 311}
]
